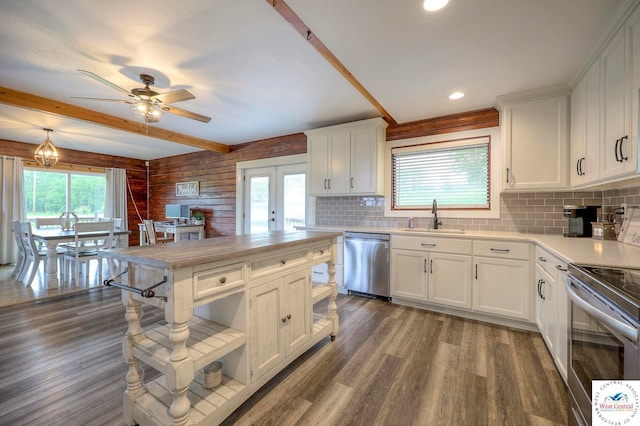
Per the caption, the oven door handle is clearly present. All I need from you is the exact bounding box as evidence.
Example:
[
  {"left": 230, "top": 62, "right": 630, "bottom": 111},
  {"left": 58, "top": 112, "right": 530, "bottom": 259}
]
[{"left": 567, "top": 280, "right": 638, "bottom": 342}]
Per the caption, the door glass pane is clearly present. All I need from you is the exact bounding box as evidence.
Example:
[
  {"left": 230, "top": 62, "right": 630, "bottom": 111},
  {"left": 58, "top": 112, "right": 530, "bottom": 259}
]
[
  {"left": 250, "top": 176, "right": 270, "bottom": 233},
  {"left": 71, "top": 174, "right": 106, "bottom": 219},
  {"left": 24, "top": 170, "right": 67, "bottom": 219},
  {"left": 282, "top": 173, "right": 305, "bottom": 231}
]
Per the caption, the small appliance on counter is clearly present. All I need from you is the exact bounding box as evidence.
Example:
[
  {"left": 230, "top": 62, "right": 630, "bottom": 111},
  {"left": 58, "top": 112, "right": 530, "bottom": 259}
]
[
  {"left": 590, "top": 222, "right": 617, "bottom": 240},
  {"left": 563, "top": 205, "right": 599, "bottom": 237}
]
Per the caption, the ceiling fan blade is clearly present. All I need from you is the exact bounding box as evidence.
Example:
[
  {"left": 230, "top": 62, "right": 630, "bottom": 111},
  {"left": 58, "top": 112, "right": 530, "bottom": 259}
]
[
  {"left": 71, "top": 96, "right": 132, "bottom": 103},
  {"left": 164, "top": 105, "right": 211, "bottom": 123},
  {"left": 152, "top": 89, "right": 195, "bottom": 105},
  {"left": 77, "top": 69, "right": 132, "bottom": 96}
]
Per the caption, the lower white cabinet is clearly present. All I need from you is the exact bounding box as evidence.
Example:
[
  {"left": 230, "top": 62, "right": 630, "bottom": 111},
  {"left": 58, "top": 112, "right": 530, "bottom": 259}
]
[
  {"left": 249, "top": 270, "right": 310, "bottom": 383},
  {"left": 391, "top": 235, "right": 472, "bottom": 309},
  {"left": 472, "top": 240, "right": 531, "bottom": 321},
  {"left": 536, "top": 246, "right": 569, "bottom": 382}
]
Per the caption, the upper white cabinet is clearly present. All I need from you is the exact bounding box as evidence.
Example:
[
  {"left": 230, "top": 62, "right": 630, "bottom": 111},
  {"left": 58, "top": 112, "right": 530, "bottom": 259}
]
[
  {"left": 571, "top": 61, "right": 602, "bottom": 186},
  {"left": 498, "top": 89, "right": 569, "bottom": 191},
  {"left": 305, "top": 118, "right": 388, "bottom": 196},
  {"left": 570, "top": 3, "right": 640, "bottom": 187}
]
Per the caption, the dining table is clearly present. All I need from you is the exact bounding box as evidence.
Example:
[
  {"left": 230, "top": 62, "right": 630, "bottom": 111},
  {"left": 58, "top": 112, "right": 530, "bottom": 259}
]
[{"left": 31, "top": 228, "right": 131, "bottom": 289}]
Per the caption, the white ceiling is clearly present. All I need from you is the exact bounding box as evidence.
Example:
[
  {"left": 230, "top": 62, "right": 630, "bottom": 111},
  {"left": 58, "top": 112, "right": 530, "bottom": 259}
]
[{"left": 0, "top": 0, "right": 625, "bottom": 160}]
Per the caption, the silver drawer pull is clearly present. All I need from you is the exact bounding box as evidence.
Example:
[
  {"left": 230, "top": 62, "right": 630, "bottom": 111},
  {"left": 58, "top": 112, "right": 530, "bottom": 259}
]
[
  {"left": 313, "top": 271, "right": 323, "bottom": 274},
  {"left": 490, "top": 248, "right": 510, "bottom": 253},
  {"left": 421, "top": 243, "right": 436, "bottom": 248},
  {"left": 319, "top": 250, "right": 324, "bottom": 254},
  {"left": 556, "top": 265, "right": 568, "bottom": 272},
  {"left": 281, "top": 259, "right": 287, "bottom": 265},
  {"left": 537, "top": 256, "right": 546, "bottom": 262},
  {"left": 219, "top": 276, "right": 226, "bottom": 284}
]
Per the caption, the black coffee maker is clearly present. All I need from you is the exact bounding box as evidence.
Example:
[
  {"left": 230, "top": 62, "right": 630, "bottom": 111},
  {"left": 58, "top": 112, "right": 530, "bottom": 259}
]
[{"left": 563, "top": 205, "right": 599, "bottom": 237}]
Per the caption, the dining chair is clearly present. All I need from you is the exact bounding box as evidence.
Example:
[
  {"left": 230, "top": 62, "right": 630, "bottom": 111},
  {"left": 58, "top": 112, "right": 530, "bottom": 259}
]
[
  {"left": 143, "top": 219, "right": 173, "bottom": 244},
  {"left": 11, "top": 221, "right": 27, "bottom": 279},
  {"left": 35, "top": 217, "right": 61, "bottom": 229},
  {"left": 63, "top": 221, "right": 115, "bottom": 285},
  {"left": 18, "top": 221, "right": 54, "bottom": 286}
]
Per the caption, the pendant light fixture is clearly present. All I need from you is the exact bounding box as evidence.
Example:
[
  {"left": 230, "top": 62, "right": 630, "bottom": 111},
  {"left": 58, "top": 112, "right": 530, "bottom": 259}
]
[
  {"left": 423, "top": 0, "right": 450, "bottom": 12},
  {"left": 34, "top": 128, "right": 60, "bottom": 168}
]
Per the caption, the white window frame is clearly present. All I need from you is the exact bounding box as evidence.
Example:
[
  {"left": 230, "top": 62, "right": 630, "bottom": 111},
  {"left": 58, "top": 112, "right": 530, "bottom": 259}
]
[{"left": 384, "top": 127, "right": 501, "bottom": 219}]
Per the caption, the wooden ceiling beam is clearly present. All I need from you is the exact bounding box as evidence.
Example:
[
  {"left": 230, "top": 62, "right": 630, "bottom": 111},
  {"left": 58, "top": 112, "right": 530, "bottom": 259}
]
[
  {"left": 267, "top": 0, "right": 397, "bottom": 126},
  {"left": 0, "top": 87, "right": 230, "bottom": 154}
]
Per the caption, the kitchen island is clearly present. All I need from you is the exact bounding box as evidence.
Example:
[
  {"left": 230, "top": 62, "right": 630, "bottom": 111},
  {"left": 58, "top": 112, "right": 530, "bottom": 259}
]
[{"left": 102, "top": 230, "right": 341, "bottom": 426}]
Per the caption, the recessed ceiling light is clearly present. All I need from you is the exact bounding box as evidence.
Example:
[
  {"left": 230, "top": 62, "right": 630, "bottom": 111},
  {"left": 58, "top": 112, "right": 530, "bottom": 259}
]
[
  {"left": 423, "top": 0, "right": 450, "bottom": 12},
  {"left": 449, "top": 91, "right": 464, "bottom": 100}
]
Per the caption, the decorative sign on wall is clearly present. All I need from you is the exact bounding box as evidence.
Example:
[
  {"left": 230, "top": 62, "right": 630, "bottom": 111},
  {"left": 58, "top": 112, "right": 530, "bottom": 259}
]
[
  {"left": 618, "top": 207, "right": 640, "bottom": 247},
  {"left": 176, "top": 181, "right": 199, "bottom": 196}
]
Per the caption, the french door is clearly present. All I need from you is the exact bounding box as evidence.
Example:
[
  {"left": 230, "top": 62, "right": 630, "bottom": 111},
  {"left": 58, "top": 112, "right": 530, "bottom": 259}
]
[{"left": 243, "top": 163, "right": 307, "bottom": 234}]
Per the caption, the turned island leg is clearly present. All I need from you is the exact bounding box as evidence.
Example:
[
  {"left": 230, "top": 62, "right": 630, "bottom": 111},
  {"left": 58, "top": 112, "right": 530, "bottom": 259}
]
[
  {"left": 122, "top": 293, "right": 146, "bottom": 425},
  {"left": 166, "top": 321, "right": 194, "bottom": 426}
]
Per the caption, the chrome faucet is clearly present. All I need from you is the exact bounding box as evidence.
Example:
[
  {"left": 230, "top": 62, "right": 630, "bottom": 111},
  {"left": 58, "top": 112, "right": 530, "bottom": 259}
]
[{"left": 432, "top": 199, "right": 442, "bottom": 229}]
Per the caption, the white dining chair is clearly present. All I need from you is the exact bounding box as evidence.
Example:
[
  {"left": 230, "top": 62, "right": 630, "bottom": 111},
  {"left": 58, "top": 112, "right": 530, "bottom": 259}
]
[
  {"left": 35, "top": 217, "right": 61, "bottom": 229},
  {"left": 11, "top": 221, "right": 27, "bottom": 279},
  {"left": 18, "top": 221, "right": 52, "bottom": 286},
  {"left": 143, "top": 219, "right": 173, "bottom": 245},
  {"left": 63, "top": 221, "right": 115, "bottom": 285}
]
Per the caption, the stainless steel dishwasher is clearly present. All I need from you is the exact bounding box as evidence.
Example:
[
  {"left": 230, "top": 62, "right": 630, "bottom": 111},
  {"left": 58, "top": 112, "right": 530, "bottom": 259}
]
[{"left": 344, "top": 232, "right": 390, "bottom": 299}]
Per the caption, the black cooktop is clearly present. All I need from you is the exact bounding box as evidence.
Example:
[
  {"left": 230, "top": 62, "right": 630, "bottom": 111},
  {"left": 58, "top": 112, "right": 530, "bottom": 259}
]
[{"left": 569, "top": 264, "right": 640, "bottom": 321}]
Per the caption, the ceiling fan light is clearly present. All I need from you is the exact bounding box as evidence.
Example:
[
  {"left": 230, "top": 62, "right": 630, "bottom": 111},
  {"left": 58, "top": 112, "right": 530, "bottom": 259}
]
[
  {"left": 129, "top": 100, "right": 164, "bottom": 123},
  {"left": 34, "top": 128, "right": 60, "bottom": 168},
  {"left": 423, "top": 0, "right": 450, "bottom": 12}
]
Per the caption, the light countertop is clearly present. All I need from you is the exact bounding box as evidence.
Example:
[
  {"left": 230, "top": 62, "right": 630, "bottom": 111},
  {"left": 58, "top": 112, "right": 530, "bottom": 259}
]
[{"left": 297, "top": 225, "right": 640, "bottom": 269}]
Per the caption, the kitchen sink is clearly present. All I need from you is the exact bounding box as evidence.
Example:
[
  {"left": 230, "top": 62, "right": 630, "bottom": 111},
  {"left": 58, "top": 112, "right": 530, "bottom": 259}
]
[{"left": 401, "top": 228, "right": 465, "bottom": 234}]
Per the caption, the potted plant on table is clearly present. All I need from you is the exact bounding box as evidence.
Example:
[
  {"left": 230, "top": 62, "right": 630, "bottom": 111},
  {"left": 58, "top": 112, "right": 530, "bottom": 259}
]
[{"left": 191, "top": 210, "right": 205, "bottom": 225}]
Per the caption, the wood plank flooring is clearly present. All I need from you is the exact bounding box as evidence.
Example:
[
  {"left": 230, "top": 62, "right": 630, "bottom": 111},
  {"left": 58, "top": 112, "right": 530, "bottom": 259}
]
[{"left": 0, "top": 288, "right": 569, "bottom": 425}]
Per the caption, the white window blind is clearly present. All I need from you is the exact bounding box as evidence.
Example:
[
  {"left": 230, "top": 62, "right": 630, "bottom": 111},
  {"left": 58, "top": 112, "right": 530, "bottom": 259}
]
[{"left": 392, "top": 138, "right": 490, "bottom": 210}]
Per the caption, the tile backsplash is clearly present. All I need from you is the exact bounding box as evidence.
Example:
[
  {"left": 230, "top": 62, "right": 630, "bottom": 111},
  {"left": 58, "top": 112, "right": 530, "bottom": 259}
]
[{"left": 315, "top": 187, "right": 640, "bottom": 235}]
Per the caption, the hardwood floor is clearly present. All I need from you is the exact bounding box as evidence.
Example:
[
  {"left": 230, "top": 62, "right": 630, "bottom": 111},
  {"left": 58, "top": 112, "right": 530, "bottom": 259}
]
[
  {"left": 0, "top": 263, "right": 105, "bottom": 308},
  {"left": 0, "top": 288, "right": 569, "bottom": 426}
]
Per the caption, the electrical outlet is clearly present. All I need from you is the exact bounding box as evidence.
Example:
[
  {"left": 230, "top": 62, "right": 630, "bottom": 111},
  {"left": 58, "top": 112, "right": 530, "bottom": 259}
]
[{"left": 621, "top": 203, "right": 627, "bottom": 217}]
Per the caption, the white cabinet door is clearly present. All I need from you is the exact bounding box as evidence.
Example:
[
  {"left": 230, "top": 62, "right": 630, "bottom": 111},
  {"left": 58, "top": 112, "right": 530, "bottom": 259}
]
[
  {"left": 571, "top": 62, "right": 602, "bottom": 186},
  {"left": 327, "top": 130, "right": 351, "bottom": 194},
  {"left": 283, "top": 270, "right": 310, "bottom": 356},
  {"left": 473, "top": 256, "right": 530, "bottom": 320},
  {"left": 350, "top": 126, "right": 380, "bottom": 194},
  {"left": 501, "top": 93, "right": 569, "bottom": 191},
  {"left": 536, "top": 264, "right": 556, "bottom": 354},
  {"left": 429, "top": 253, "right": 472, "bottom": 309},
  {"left": 249, "top": 279, "right": 285, "bottom": 382},
  {"left": 628, "top": 4, "right": 640, "bottom": 177},
  {"left": 307, "top": 134, "right": 330, "bottom": 195},
  {"left": 391, "top": 249, "right": 427, "bottom": 301},
  {"left": 600, "top": 30, "right": 630, "bottom": 179}
]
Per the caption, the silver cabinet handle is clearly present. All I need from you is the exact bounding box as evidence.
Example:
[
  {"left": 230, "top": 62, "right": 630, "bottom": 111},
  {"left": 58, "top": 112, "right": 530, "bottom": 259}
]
[
  {"left": 556, "top": 265, "right": 568, "bottom": 272},
  {"left": 537, "top": 256, "right": 546, "bottom": 262},
  {"left": 421, "top": 243, "right": 436, "bottom": 248},
  {"left": 219, "top": 276, "right": 226, "bottom": 284},
  {"left": 490, "top": 248, "right": 510, "bottom": 253}
]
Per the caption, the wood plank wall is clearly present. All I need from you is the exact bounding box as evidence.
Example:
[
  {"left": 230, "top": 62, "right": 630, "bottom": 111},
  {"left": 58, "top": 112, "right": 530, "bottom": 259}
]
[
  {"left": 149, "top": 133, "right": 307, "bottom": 237},
  {"left": 1, "top": 108, "right": 498, "bottom": 241},
  {"left": 1, "top": 139, "right": 148, "bottom": 246}
]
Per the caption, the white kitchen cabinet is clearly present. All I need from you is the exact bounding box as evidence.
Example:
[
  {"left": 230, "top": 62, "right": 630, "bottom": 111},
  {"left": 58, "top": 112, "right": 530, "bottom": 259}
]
[
  {"left": 498, "top": 89, "right": 569, "bottom": 191},
  {"left": 472, "top": 240, "right": 531, "bottom": 320},
  {"left": 570, "top": 61, "right": 602, "bottom": 186},
  {"left": 249, "top": 269, "right": 310, "bottom": 382},
  {"left": 535, "top": 263, "right": 556, "bottom": 354},
  {"left": 535, "top": 246, "right": 569, "bottom": 383},
  {"left": 391, "top": 235, "right": 472, "bottom": 309},
  {"left": 305, "top": 118, "right": 387, "bottom": 196}
]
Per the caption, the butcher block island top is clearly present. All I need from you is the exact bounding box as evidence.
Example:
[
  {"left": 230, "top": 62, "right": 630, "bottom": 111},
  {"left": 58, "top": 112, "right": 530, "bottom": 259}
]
[
  {"left": 103, "top": 230, "right": 341, "bottom": 426},
  {"left": 103, "top": 230, "right": 342, "bottom": 270}
]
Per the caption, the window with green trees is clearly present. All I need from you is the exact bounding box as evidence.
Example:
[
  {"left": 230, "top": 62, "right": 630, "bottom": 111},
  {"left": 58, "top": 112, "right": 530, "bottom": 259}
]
[{"left": 24, "top": 169, "right": 106, "bottom": 219}]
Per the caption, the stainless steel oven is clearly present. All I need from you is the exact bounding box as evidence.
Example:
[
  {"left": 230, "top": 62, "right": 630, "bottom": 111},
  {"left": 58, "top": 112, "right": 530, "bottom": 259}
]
[{"left": 567, "top": 264, "right": 640, "bottom": 426}]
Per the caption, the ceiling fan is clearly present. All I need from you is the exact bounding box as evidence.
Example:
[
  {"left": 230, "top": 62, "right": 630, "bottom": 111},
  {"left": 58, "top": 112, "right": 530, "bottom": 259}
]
[{"left": 74, "top": 69, "right": 211, "bottom": 123}]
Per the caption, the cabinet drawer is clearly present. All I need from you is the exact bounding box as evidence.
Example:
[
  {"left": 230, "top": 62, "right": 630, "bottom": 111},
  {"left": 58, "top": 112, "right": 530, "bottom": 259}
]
[
  {"left": 250, "top": 249, "right": 309, "bottom": 279},
  {"left": 193, "top": 262, "right": 245, "bottom": 301},
  {"left": 311, "top": 241, "right": 332, "bottom": 262},
  {"left": 535, "top": 246, "right": 568, "bottom": 276},
  {"left": 392, "top": 235, "right": 472, "bottom": 254},
  {"left": 473, "top": 240, "right": 530, "bottom": 260}
]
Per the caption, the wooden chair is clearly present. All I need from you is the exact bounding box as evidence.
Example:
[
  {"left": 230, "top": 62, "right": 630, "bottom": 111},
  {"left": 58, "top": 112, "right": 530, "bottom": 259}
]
[
  {"left": 18, "top": 221, "right": 51, "bottom": 286},
  {"left": 143, "top": 219, "right": 173, "bottom": 245},
  {"left": 63, "top": 221, "right": 115, "bottom": 285},
  {"left": 35, "top": 217, "right": 60, "bottom": 229},
  {"left": 11, "top": 221, "right": 27, "bottom": 279}
]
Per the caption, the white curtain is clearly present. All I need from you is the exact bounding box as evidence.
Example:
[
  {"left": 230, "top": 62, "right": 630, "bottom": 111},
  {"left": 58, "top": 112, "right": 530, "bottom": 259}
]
[
  {"left": 0, "top": 156, "right": 25, "bottom": 264},
  {"left": 105, "top": 168, "right": 128, "bottom": 245}
]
